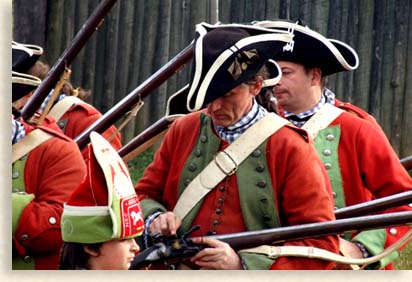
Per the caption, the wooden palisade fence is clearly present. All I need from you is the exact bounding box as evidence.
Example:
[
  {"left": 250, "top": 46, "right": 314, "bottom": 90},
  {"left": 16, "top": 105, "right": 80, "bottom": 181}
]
[{"left": 13, "top": 0, "right": 412, "bottom": 159}]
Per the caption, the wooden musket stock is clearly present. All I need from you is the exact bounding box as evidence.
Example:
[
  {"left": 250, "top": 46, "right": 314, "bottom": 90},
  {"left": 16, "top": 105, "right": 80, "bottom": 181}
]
[{"left": 21, "top": 0, "right": 118, "bottom": 121}]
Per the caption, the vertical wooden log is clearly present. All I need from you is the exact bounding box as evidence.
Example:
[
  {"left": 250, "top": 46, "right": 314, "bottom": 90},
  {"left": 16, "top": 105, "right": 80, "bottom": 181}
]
[
  {"left": 124, "top": 1, "right": 145, "bottom": 143},
  {"left": 379, "top": 0, "right": 396, "bottom": 141},
  {"left": 399, "top": 0, "right": 412, "bottom": 157},
  {"left": 71, "top": 0, "right": 90, "bottom": 87},
  {"left": 352, "top": 0, "right": 374, "bottom": 111},
  {"left": 368, "top": 0, "right": 385, "bottom": 119},
  {"left": 341, "top": 0, "right": 359, "bottom": 104},
  {"left": 151, "top": 0, "right": 173, "bottom": 120},
  {"left": 114, "top": 0, "right": 136, "bottom": 103},
  {"left": 100, "top": 2, "right": 120, "bottom": 112},
  {"left": 390, "top": 0, "right": 409, "bottom": 153},
  {"left": 44, "top": 0, "right": 65, "bottom": 64},
  {"left": 82, "top": 0, "right": 100, "bottom": 104},
  {"left": 13, "top": 0, "right": 47, "bottom": 47},
  {"left": 265, "top": 0, "right": 280, "bottom": 20},
  {"left": 135, "top": 1, "right": 160, "bottom": 134},
  {"left": 219, "top": 0, "right": 232, "bottom": 23}
]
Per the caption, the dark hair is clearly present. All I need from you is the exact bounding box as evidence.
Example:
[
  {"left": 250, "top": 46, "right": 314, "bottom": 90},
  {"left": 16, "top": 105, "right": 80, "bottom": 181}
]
[
  {"left": 27, "top": 60, "right": 92, "bottom": 101},
  {"left": 58, "top": 242, "right": 102, "bottom": 270}
]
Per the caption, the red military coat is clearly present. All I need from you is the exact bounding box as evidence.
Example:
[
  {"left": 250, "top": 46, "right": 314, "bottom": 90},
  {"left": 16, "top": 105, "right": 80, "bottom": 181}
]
[
  {"left": 57, "top": 102, "right": 122, "bottom": 159},
  {"left": 332, "top": 100, "right": 412, "bottom": 269},
  {"left": 13, "top": 123, "right": 86, "bottom": 269},
  {"left": 279, "top": 99, "right": 412, "bottom": 269},
  {"left": 135, "top": 111, "right": 339, "bottom": 270}
]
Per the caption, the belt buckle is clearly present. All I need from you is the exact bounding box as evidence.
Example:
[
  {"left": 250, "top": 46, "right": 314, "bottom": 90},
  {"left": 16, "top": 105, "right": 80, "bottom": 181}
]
[{"left": 214, "top": 151, "right": 238, "bottom": 176}]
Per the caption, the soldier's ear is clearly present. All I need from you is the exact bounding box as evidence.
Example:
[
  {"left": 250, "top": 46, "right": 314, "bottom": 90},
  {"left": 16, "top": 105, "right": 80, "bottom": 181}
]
[
  {"left": 310, "top": 67, "right": 323, "bottom": 86},
  {"left": 250, "top": 78, "right": 264, "bottom": 97},
  {"left": 83, "top": 245, "right": 100, "bottom": 257}
]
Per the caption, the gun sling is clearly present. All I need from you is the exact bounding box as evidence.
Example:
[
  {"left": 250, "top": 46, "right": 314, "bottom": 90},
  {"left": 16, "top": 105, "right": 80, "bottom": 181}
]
[{"left": 173, "top": 112, "right": 290, "bottom": 220}]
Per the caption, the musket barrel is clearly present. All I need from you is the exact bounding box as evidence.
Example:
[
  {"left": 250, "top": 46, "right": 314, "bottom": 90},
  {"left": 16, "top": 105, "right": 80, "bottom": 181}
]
[
  {"left": 118, "top": 117, "right": 172, "bottom": 158},
  {"left": 401, "top": 155, "right": 412, "bottom": 170},
  {"left": 74, "top": 43, "right": 194, "bottom": 149},
  {"left": 21, "top": 0, "right": 118, "bottom": 121},
  {"left": 208, "top": 211, "right": 412, "bottom": 250},
  {"left": 335, "top": 191, "right": 412, "bottom": 219}
]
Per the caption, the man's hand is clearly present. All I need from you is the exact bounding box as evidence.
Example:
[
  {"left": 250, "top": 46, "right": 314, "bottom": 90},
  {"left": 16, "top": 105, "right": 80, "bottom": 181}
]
[
  {"left": 189, "top": 237, "right": 243, "bottom": 270},
  {"left": 149, "top": 211, "right": 182, "bottom": 236}
]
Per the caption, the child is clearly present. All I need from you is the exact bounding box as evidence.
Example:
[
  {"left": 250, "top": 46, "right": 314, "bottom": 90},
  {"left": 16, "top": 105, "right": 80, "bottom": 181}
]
[{"left": 59, "top": 132, "right": 144, "bottom": 270}]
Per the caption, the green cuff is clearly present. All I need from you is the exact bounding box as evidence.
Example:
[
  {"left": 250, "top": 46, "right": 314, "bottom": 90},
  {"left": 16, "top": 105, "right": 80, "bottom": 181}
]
[
  {"left": 140, "top": 199, "right": 167, "bottom": 219},
  {"left": 12, "top": 193, "right": 35, "bottom": 235},
  {"left": 352, "top": 229, "right": 399, "bottom": 269},
  {"left": 238, "top": 252, "right": 274, "bottom": 270}
]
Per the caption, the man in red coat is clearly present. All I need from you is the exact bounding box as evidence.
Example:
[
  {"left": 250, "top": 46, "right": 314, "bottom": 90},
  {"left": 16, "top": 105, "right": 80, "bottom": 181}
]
[
  {"left": 27, "top": 60, "right": 123, "bottom": 159},
  {"left": 135, "top": 23, "right": 339, "bottom": 270},
  {"left": 255, "top": 19, "right": 412, "bottom": 269},
  {"left": 12, "top": 60, "right": 86, "bottom": 269}
]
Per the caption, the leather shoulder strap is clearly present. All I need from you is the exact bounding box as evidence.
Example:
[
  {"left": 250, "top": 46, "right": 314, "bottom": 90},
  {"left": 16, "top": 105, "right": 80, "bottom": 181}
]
[
  {"left": 48, "top": 96, "right": 85, "bottom": 121},
  {"left": 173, "top": 113, "right": 290, "bottom": 220},
  {"left": 12, "top": 129, "right": 54, "bottom": 163},
  {"left": 302, "top": 103, "right": 344, "bottom": 139}
]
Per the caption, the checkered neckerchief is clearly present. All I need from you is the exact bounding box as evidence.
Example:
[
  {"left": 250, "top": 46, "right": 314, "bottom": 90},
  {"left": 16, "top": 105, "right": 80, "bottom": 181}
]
[
  {"left": 12, "top": 118, "right": 26, "bottom": 145},
  {"left": 39, "top": 90, "right": 67, "bottom": 113},
  {"left": 284, "top": 87, "right": 336, "bottom": 127},
  {"left": 215, "top": 98, "right": 267, "bottom": 143}
]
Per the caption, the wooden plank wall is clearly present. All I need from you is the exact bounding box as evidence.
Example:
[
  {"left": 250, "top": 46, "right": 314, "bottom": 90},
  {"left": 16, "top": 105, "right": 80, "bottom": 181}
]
[{"left": 12, "top": 0, "right": 412, "bottom": 158}]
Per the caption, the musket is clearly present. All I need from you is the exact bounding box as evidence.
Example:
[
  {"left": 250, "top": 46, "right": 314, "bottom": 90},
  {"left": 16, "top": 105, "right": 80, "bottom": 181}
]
[
  {"left": 130, "top": 211, "right": 412, "bottom": 269},
  {"left": 401, "top": 155, "right": 412, "bottom": 170},
  {"left": 335, "top": 191, "right": 412, "bottom": 219},
  {"left": 74, "top": 43, "right": 194, "bottom": 149},
  {"left": 21, "top": 0, "right": 118, "bottom": 122},
  {"left": 118, "top": 85, "right": 189, "bottom": 161}
]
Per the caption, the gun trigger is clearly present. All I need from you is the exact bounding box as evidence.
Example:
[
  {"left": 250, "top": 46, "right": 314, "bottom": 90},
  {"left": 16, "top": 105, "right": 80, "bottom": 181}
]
[{"left": 182, "top": 225, "right": 201, "bottom": 240}]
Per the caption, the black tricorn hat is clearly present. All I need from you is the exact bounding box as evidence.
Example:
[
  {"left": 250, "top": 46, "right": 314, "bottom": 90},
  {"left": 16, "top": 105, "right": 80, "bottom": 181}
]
[
  {"left": 167, "top": 60, "right": 282, "bottom": 115},
  {"left": 186, "top": 22, "right": 294, "bottom": 112},
  {"left": 12, "top": 71, "right": 41, "bottom": 102},
  {"left": 12, "top": 41, "right": 43, "bottom": 73},
  {"left": 253, "top": 20, "right": 359, "bottom": 76}
]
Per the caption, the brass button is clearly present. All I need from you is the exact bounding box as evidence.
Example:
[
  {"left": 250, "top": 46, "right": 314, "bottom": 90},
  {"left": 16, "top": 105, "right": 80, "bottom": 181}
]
[
  {"left": 216, "top": 208, "right": 222, "bottom": 215},
  {"left": 21, "top": 234, "right": 29, "bottom": 241},
  {"left": 13, "top": 188, "right": 20, "bottom": 193},
  {"left": 57, "top": 121, "right": 65, "bottom": 128},
  {"left": 257, "top": 180, "right": 266, "bottom": 188},
  {"left": 184, "top": 178, "right": 191, "bottom": 186},
  {"left": 323, "top": 149, "right": 332, "bottom": 156},
  {"left": 334, "top": 206, "right": 339, "bottom": 210},
  {"left": 23, "top": 255, "right": 31, "bottom": 263},
  {"left": 188, "top": 163, "right": 197, "bottom": 172},
  {"left": 212, "top": 219, "right": 219, "bottom": 225},
  {"left": 12, "top": 171, "right": 20, "bottom": 179},
  {"left": 200, "top": 135, "right": 208, "bottom": 143},
  {"left": 389, "top": 228, "right": 397, "bottom": 235},
  {"left": 219, "top": 186, "right": 225, "bottom": 192},
  {"left": 252, "top": 149, "right": 262, "bottom": 157},
  {"left": 49, "top": 217, "right": 57, "bottom": 225},
  {"left": 217, "top": 198, "right": 224, "bottom": 204},
  {"left": 263, "top": 214, "right": 271, "bottom": 221},
  {"left": 195, "top": 148, "right": 202, "bottom": 157},
  {"left": 324, "top": 163, "right": 332, "bottom": 169},
  {"left": 326, "top": 134, "right": 335, "bottom": 141},
  {"left": 332, "top": 192, "right": 337, "bottom": 198},
  {"left": 256, "top": 163, "right": 265, "bottom": 172}
]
